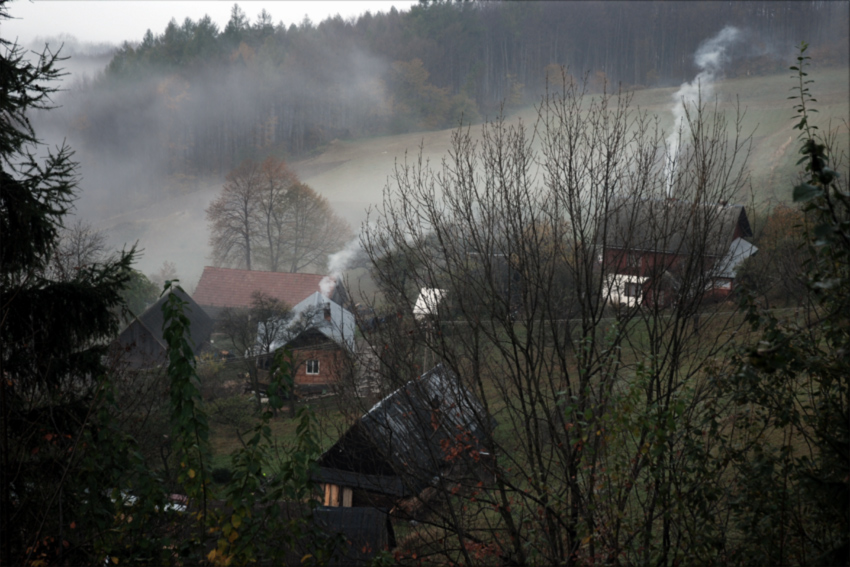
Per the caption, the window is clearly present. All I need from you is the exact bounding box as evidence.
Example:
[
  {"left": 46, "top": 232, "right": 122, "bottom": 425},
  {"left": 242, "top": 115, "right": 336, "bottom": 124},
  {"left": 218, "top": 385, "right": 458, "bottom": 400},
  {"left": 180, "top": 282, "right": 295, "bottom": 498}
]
[
  {"left": 625, "top": 282, "right": 641, "bottom": 298},
  {"left": 627, "top": 253, "right": 642, "bottom": 269},
  {"left": 306, "top": 359, "right": 320, "bottom": 375}
]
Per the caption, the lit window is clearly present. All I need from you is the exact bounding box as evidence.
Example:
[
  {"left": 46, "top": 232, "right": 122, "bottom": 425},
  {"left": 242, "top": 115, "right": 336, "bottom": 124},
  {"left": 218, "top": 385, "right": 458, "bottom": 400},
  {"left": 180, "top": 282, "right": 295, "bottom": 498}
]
[{"left": 306, "top": 359, "right": 320, "bottom": 375}]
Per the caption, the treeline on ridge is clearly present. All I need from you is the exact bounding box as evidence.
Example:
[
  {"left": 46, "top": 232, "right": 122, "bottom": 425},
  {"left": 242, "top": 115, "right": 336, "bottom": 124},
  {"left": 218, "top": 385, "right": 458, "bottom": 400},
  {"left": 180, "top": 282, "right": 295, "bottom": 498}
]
[{"left": 40, "top": 1, "right": 849, "bottom": 185}]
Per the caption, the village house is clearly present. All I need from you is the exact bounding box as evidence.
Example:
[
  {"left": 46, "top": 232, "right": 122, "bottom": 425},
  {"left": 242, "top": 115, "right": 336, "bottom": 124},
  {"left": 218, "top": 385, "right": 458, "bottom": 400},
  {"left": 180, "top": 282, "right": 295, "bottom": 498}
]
[
  {"left": 600, "top": 198, "right": 758, "bottom": 307},
  {"left": 266, "top": 291, "right": 356, "bottom": 390},
  {"left": 192, "top": 266, "right": 347, "bottom": 319},
  {"left": 314, "top": 365, "right": 494, "bottom": 515},
  {"left": 114, "top": 288, "right": 214, "bottom": 368},
  {"left": 194, "top": 501, "right": 394, "bottom": 565}
]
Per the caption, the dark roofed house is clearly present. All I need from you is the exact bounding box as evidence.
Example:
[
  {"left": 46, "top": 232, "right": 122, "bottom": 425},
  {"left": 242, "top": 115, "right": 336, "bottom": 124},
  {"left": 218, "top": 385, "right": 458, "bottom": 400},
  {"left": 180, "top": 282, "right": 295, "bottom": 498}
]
[
  {"left": 600, "top": 198, "right": 758, "bottom": 307},
  {"left": 115, "top": 288, "right": 213, "bottom": 368},
  {"left": 313, "top": 506, "right": 396, "bottom": 565},
  {"left": 192, "top": 266, "right": 347, "bottom": 319},
  {"left": 270, "top": 503, "right": 396, "bottom": 565},
  {"left": 316, "top": 365, "right": 494, "bottom": 510},
  {"left": 195, "top": 501, "right": 395, "bottom": 566}
]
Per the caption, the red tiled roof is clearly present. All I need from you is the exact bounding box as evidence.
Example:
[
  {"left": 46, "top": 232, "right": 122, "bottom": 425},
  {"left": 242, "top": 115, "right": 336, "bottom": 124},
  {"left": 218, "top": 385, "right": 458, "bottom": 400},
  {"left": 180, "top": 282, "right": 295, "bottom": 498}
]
[{"left": 193, "top": 266, "right": 333, "bottom": 310}]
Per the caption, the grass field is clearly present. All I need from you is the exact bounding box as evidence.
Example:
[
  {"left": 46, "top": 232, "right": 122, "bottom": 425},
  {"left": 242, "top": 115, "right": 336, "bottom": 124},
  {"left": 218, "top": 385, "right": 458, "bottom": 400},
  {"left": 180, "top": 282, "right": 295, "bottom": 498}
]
[{"left": 302, "top": 66, "right": 849, "bottom": 227}]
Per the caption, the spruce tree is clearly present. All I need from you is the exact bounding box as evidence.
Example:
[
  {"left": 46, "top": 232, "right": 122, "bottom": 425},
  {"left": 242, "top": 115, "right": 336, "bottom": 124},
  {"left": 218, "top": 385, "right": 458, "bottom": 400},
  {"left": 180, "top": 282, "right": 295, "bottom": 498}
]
[{"left": 1, "top": 5, "right": 136, "bottom": 563}]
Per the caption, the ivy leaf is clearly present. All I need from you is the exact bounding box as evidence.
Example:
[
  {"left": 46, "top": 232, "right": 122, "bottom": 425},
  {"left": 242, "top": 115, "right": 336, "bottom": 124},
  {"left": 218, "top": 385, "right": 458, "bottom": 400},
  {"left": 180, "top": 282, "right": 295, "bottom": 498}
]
[{"left": 793, "top": 183, "right": 822, "bottom": 202}]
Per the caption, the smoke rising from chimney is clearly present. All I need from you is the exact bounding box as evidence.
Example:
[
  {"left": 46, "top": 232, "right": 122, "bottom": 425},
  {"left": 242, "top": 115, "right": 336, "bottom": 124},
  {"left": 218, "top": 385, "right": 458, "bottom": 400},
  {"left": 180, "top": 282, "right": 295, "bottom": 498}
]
[
  {"left": 320, "top": 237, "right": 363, "bottom": 297},
  {"left": 665, "top": 26, "right": 741, "bottom": 195}
]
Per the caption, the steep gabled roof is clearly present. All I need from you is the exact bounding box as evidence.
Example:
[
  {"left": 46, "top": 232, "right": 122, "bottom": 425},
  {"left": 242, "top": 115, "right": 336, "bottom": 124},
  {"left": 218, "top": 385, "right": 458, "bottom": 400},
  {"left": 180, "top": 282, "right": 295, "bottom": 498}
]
[
  {"left": 266, "top": 292, "right": 356, "bottom": 352},
  {"left": 294, "top": 292, "right": 355, "bottom": 349},
  {"left": 118, "top": 288, "right": 213, "bottom": 355},
  {"left": 413, "top": 288, "right": 447, "bottom": 319},
  {"left": 193, "top": 266, "right": 337, "bottom": 311},
  {"left": 713, "top": 237, "right": 759, "bottom": 278},
  {"left": 318, "top": 365, "right": 493, "bottom": 491},
  {"left": 601, "top": 198, "right": 753, "bottom": 257}
]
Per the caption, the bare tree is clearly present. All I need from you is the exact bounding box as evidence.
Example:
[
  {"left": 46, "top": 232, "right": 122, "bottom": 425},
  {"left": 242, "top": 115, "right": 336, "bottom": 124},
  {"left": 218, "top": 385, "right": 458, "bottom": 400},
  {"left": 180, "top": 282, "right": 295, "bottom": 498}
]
[
  {"left": 207, "top": 157, "right": 351, "bottom": 273},
  {"left": 278, "top": 182, "right": 351, "bottom": 273},
  {"left": 255, "top": 156, "right": 297, "bottom": 272},
  {"left": 48, "top": 219, "right": 108, "bottom": 280},
  {"left": 207, "top": 158, "right": 262, "bottom": 270},
  {"left": 148, "top": 259, "right": 179, "bottom": 289},
  {"left": 217, "top": 291, "right": 293, "bottom": 409},
  {"left": 355, "top": 73, "right": 756, "bottom": 565}
]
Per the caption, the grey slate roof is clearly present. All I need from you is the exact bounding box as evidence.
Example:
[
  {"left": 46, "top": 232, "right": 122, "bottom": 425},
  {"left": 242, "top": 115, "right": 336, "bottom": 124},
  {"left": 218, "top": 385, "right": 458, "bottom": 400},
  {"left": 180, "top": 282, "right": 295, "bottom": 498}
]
[
  {"left": 318, "top": 364, "right": 493, "bottom": 492},
  {"left": 266, "top": 292, "right": 356, "bottom": 352},
  {"left": 116, "top": 288, "right": 213, "bottom": 364},
  {"left": 601, "top": 198, "right": 753, "bottom": 257}
]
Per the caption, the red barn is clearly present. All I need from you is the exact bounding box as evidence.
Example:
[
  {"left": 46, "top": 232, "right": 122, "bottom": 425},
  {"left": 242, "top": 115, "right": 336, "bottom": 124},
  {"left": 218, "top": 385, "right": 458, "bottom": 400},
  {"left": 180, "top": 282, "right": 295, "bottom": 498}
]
[{"left": 600, "top": 198, "right": 757, "bottom": 307}]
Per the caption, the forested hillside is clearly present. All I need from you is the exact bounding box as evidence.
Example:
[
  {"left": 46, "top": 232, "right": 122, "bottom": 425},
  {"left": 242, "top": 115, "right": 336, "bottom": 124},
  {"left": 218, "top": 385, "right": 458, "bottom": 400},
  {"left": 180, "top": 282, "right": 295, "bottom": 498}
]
[{"left": 35, "top": 0, "right": 848, "bottom": 204}]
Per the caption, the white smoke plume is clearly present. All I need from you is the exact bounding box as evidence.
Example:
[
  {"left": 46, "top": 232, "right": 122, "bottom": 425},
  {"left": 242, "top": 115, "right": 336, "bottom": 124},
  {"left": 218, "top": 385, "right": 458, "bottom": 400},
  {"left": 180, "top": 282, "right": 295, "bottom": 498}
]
[
  {"left": 320, "top": 237, "right": 363, "bottom": 297},
  {"left": 666, "top": 26, "right": 741, "bottom": 195}
]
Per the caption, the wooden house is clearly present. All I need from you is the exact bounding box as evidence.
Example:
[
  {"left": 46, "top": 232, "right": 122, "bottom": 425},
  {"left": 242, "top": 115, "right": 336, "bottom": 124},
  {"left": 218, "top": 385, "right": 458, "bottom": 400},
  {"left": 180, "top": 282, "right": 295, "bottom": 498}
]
[
  {"left": 196, "top": 501, "right": 395, "bottom": 565},
  {"left": 315, "top": 365, "right": 494, "bottom": 511},
  {"left": 115, "top": 288, "right": 213, "bottom": 368},
  {"left": 600, "top": 198, "right": 758, "bottom": 307}
]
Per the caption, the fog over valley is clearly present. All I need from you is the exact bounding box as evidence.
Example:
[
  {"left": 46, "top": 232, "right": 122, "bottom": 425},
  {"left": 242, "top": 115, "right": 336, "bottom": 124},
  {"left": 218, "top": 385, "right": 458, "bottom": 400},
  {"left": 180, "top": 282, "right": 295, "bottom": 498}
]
[
  {"left": 5, "top": 2, "right": 850, "bottom": 564},
  {"left": 19, "top": 1, "right": 850, "bottom": 287}
]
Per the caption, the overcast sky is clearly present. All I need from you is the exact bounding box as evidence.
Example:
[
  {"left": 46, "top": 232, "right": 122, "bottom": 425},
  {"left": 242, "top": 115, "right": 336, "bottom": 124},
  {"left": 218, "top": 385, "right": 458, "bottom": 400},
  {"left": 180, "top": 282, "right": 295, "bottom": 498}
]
[{"left": 4, "top": 0, "right": 418, "bottom": 47}]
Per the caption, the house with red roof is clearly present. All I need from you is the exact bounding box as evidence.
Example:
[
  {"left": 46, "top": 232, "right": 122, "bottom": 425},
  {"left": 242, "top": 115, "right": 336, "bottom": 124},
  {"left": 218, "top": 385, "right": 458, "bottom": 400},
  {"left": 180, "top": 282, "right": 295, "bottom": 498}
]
[
  {"left": 192, "top": 266, "right": 347, "bottom": 318},
  {"left": 599, "top": 198, "right": 758, "bottom": 308}
]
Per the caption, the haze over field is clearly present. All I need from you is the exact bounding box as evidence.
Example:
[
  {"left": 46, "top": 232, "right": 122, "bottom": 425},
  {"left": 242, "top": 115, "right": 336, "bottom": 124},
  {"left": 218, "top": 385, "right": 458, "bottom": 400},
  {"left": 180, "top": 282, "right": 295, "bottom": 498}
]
[
  {"left": 10, "top": 0, "right": 849, "bottom": 288},
  {"left": 6, "top": 3, "right": 850, "bottom": 564},
  {"left": 89, "top": 66, "right": 847, "bottom": 288}
]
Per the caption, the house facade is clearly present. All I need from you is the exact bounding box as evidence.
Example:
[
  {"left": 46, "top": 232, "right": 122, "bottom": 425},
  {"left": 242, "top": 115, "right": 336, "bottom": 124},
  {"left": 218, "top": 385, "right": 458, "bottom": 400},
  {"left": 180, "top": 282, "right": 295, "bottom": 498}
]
[
  {"left": 600, "top": 198, "right": 758, "bottom": 307},
  {"left": 267, "top": 292, "right": 356, "bottom": 389},
  {"left": 314, "top": 365, "right": 494, "bottom": 514}
]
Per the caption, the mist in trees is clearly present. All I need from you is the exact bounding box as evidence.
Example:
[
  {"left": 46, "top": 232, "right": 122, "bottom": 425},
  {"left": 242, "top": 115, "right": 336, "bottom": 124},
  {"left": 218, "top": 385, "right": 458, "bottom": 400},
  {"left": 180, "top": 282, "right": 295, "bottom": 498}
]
[
  {"left": 0, "top": 11, "right": 137, "bottom": 561},
  {"left": 206, "top": 156, "right": 350, "bottom": 273},
  {"left": 21, "top": 1, "right": 848, "bottom": 221}
]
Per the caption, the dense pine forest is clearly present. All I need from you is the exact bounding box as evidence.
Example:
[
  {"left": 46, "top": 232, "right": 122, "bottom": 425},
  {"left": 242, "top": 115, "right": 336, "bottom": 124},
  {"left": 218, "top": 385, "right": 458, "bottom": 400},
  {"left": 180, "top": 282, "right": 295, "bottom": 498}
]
[{"left": 37, "top": 0, "right": 848, "bottom": 197}]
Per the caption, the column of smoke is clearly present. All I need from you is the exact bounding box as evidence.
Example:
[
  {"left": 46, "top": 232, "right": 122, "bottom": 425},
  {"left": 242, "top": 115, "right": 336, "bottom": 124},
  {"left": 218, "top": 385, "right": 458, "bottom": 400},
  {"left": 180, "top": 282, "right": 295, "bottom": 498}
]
[
  {"left": 320, "top": 237, "right": 363, "bottom": 296},
  {"left": 665, "top": 26, "right": 741, "bottom": 196}
]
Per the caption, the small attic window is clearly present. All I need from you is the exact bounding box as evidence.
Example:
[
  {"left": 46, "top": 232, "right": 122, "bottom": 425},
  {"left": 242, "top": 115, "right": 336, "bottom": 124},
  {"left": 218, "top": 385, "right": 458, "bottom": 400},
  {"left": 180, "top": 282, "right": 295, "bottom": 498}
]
[{"left": 323, "top": 303, "right": 331, "bottom": 321}]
